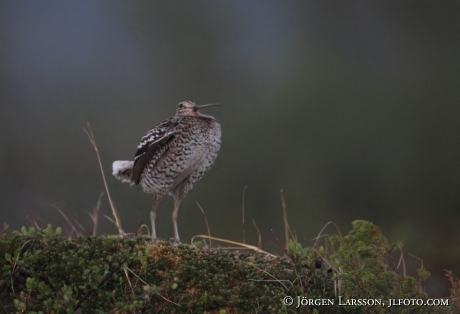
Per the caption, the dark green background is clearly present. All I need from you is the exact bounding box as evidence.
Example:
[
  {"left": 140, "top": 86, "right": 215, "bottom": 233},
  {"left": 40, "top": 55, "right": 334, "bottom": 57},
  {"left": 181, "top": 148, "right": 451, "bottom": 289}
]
[{"left": 1, "top": 1, "right": 459, "bottom": 296}]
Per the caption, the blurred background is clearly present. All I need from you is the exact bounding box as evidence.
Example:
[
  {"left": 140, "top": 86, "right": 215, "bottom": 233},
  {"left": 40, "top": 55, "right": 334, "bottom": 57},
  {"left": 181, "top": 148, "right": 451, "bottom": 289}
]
[{"left": 1, "top": 1, "right": 459, "bottom": 296}]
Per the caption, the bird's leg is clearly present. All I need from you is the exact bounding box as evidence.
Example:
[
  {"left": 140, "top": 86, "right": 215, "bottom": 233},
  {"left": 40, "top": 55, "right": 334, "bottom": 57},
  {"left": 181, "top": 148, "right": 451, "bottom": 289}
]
[
  {"left": 172, "top": 184, "right": 190, "bottom": 244},
  {"left": 172, "top": 196, "right": 182, "bottom": 244},
  {"left": 150, "top": 194, "right": 163, "bottom": 240}
]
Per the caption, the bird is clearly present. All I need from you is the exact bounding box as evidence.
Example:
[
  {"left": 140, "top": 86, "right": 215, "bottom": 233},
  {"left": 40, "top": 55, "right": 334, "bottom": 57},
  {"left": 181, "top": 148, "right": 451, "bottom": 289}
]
[{"left": 112, "top": 101, "right": 221, "bottom": 243}]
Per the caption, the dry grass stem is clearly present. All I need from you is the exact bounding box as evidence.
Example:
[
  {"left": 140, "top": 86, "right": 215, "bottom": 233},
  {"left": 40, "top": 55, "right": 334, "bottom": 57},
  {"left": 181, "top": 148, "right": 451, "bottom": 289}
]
[
  {"left": 123, "top": 267, "right": 136, "bottom": 295},
  {"left": 195, "top": 201, "right": 212, "bottom": 248},
  {"left": 86, "top": 191, "right": 104, "bottom": 236},
  {"left": 191, "top": 234, "right": 276, "bottom": 257},
  {"left": 74, "top": 220, "right": 86, "bottom": 235},
  {"left": 25, "top": 216, "right": 41, "bottom": 231},
  {"left": 408, "top": 253, "right": 425, "bottom": 292},
  {"left": 241, "top": 186, "right": 248, "bottom": 244},
  {"left": 249, "top": 265, "right": 291, "bottom": 290},
  {"left": 251, "top": 219, "right": 261, "bottom": 249},
  {"left": 48, "top": 203, "right": 82, "bottom": 237},
  {"left": 311, "top": 221, "right": 341, "bottom": 250},
  {"left": 83, "top": 122, "right": 124, "bottom": 236},
  {"left": 102, "top": 214, "right": 117, "bottom": 227},
  {"left": 280, "top": 190, "right": 294, "bottom": 248},
  {"left": 396, "top": 250, "right": 407, "bottom": 277},
  {"left": 137, "top": 224, "right": 150, "bottom": 237},
  {"left": 125, "top": 268, "right": 181, "bottom": 307}
]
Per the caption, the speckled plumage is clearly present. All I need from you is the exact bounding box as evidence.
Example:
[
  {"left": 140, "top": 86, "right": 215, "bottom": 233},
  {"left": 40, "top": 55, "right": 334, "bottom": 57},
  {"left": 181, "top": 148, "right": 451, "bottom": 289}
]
[{"left": 112, "top": 101, "right": 221, "bottom": 242}]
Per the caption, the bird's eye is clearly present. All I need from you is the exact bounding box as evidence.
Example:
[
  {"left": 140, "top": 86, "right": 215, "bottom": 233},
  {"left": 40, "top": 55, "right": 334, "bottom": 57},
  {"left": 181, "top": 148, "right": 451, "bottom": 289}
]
[{"left": 179, "top": 103, "right": 183, "bottom": 108}]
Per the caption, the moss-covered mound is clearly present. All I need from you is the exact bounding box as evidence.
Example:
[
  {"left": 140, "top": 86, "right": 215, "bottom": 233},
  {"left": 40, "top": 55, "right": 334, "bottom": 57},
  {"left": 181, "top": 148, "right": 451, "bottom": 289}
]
[{"left": 0, "top": 221, "right": 457, "bottom": 313}]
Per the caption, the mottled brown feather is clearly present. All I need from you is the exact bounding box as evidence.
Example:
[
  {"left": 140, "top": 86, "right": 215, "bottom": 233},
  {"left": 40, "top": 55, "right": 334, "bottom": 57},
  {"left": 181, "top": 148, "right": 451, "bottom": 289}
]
[{"left": 112, "top": 100, "right": 221, "bottom": 242}]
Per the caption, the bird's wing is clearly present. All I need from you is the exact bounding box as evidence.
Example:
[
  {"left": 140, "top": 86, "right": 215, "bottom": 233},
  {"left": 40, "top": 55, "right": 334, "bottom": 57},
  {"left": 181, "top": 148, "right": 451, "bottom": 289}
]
[{"left": 132, "top": 119, "right": 179, "bottom": 185}]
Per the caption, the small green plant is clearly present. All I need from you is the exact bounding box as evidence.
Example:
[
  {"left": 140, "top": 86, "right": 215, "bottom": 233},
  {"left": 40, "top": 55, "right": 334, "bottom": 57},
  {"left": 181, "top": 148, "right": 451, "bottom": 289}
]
[{"left": 329, "top": 220, "right": 441, "bottom": 313}]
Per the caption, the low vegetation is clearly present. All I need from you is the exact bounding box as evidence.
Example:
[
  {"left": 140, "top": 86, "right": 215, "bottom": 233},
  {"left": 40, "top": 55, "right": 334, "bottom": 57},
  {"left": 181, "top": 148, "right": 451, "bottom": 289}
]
[{"left": 1, "top": 220, "right": 458, "bottom": 313}]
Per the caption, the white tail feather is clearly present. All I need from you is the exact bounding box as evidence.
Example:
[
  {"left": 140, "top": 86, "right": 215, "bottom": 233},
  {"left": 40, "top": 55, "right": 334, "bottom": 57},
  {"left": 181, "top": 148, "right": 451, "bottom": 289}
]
[{"left": 112, "top": 160, "right": 134, "bottom": 184}]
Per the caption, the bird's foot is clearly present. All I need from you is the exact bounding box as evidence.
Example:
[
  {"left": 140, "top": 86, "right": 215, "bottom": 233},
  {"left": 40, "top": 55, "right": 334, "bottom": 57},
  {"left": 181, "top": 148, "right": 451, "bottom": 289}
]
[
  {"left": 170, "top": 237, "right": 182, "bottom": 244},
  {"left": 149, "top": 235, "right": 160, "bottom": 242}
]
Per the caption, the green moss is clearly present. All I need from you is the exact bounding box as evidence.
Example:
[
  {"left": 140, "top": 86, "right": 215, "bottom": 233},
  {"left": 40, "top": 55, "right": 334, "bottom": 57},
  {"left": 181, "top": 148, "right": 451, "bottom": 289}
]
[{"left": 0, "top": 221, "right": 457, "bottom": 313}]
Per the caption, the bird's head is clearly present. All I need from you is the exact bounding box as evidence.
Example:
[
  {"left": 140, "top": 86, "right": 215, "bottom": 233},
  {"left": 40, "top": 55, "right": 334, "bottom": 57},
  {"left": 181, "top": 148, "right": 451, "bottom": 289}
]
[{"left": 175, "top": 101, "right": 220, "bottom": 118}]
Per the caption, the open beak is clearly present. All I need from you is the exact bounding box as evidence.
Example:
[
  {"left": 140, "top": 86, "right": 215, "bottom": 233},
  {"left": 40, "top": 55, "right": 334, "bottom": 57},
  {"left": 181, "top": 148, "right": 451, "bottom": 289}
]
[{"left": 196, "top": 103, "right": 221, "bottom": 109}]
